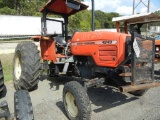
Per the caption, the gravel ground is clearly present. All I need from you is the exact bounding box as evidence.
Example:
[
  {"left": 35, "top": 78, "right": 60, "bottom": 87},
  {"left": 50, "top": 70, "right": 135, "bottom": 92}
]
[
  {"left": 0, "top": 75, "right": 160, "bottom": 120},
  {"left": 0, "top": 42, "right": 40, "bottom": 54},
  {"left": 0, "top": 42, "right": 160, "bottom": 120}
]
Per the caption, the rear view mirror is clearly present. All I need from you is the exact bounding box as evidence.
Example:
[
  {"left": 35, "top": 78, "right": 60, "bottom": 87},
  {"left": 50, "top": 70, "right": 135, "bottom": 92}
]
[{"left": 66, "top": 0, "right": 80, "bottom": 10}]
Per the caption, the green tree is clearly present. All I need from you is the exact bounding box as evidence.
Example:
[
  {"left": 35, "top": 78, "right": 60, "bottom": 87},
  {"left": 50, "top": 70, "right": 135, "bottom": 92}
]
[
  {"left": 80, "top": 20, "right": 91, "bottom": 31},
  {"left": 69, "top": 13, "right": 81, "bottom": 30},
  {"left": 0, "top": 0, "right": 48, "bottom": 15},
  {"left": 155, "top": 10, "right": 160, "bottom": 16},
  {"left": 0, "top": 0, "right": 121, "bottom": 30},
  {"left": 95, "top": 10, "right": 108, "bottom": 28},
  {"left": 0, "top": 0, "right": 16, "bottom": 15},
  {"left": 95, "top": 20, "right": 101, "bottom": 29},
  {"left": 106, "top": 12, "right": 120, "bottom": 28},
  {"left": 0, "top": 6, "right": 16, "bottom": 15}
]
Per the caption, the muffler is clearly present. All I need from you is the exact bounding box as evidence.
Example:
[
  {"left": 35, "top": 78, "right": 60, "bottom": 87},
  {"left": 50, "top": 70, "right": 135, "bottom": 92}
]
[{"left": 119, "top": 82, "right": 160, "bottom": 93}]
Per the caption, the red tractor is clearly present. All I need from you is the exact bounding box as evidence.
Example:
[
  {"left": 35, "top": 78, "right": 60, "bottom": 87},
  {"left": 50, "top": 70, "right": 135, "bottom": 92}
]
[{"left": 12, "top": 0, "right": 160, "bottom": 120}]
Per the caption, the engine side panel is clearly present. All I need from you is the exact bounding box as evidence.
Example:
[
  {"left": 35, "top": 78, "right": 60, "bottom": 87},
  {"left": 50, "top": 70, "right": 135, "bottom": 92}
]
[{"left": 71, "top": 31, "right": 129, "bottom": 67}]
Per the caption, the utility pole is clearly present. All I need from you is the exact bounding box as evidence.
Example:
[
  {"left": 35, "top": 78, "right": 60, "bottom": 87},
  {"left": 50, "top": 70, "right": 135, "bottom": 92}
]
[
  {"left": 91, "top": 0, "right": 95, "bottom": 31},
  {"left": 132, "top": 0, "right": 150, "bottom": 15},
  {"left": 132, "top": 0, "right": 150, "bottom": 36},
  {"left": 147, "top": 0, "right": 150, "bottom": 13}
]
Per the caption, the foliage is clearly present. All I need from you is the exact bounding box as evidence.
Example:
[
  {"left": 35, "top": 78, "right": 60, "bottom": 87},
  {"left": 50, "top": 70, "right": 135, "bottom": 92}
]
[
  {"left": 0, "top": 0, "right": 48, "bottom": 15},
  {"left": 0, "top": 6, "right": 16, "bottom": 15},
  {"left": 94, "top": 10, "right": 120, "bottom": 29},
  {"left": 155, "top": 10, "right": 160, "bottom": 16},
  {"left": 0, "top": 0, "right": 120, "bottom": 31}
]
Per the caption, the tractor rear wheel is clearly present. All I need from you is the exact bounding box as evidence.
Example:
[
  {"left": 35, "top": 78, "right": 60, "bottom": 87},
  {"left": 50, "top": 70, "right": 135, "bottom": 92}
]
[
  {"left": 63, "top": 81, "right": 91, "bottom": 120},
  {"left": 0, "top": 60, "right": 4, "bottom": 94},
  {"left": 13, "top": 42, "right": 41, "bottom": 90},
  {"left": 14, "top": 90, "right": 34, "bottom": 120}
]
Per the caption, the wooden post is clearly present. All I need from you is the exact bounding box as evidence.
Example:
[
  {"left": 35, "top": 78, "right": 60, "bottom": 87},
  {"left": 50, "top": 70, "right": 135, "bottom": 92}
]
[
  {"left": 124, "top": 21, "right": 128, "bottom": 34},
  {"left": 116, "top": 22, "right": 120, "bottom": 32}
]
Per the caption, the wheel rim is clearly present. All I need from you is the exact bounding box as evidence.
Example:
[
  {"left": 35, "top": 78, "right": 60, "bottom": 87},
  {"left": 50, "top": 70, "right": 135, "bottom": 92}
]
[
  {"left": 14, "top": 52, "right": 22, "bottom": 80},
  {"left": 65, "top": 92, "right": 78, "bottom": 118}
]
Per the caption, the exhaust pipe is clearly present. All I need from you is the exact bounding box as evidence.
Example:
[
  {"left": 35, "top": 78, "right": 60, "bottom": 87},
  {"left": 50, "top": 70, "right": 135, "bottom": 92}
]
[{"left": 119, "top": 82, "right": 160, "bottom": 93}]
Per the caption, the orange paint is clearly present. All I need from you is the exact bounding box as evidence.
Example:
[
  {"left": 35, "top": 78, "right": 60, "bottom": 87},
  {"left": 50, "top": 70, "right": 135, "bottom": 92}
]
[
  {"left": 71, "top": 31, "right": 130, "bottom": 67},
  {"left": 40, "top": 38, "right": 57, "bottom": 62}
]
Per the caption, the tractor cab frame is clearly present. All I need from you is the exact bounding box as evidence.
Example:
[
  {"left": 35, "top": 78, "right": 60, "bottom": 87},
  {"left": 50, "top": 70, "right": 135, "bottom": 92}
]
[
  {"left": 40, "top": 0, "right": 88, "bottom": 41},
  {"left": 112, "top": 11, "right": 160, "bottom": 61},
  {"left": 33, "top": 0, "right": 88, "bottom": 65}
]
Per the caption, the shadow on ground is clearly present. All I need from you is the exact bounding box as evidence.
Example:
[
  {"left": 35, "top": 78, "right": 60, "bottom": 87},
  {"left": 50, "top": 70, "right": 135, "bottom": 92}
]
[
  {"left": 56, "top": 101, "right": 67, "bottom": 117},
  {"left": 87, "top": 86, "right": 137, "bottom": 113},
  {"left": 47, "top": 75, "right": 138, "bottom": 116},
  {"left": 154, "top": 63, "right": 160, "bottom": 81},
  {"left": 0, "top": 85, "right": 7, "bottom": 98},
  {"left": 40, "top": 75, "right": 82, "bottom": 91},
  {"left": 154, "top": 70, "right": 160, "bottom": 80}
]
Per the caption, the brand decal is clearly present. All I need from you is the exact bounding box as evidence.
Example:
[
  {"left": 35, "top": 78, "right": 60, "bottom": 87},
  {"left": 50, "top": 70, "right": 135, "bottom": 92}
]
[
  {"left": 84, "top": 42, "right": 95, "bottom": 45},
  {"left": 72, "top": 40, "right": 117, "bottom": 46}
]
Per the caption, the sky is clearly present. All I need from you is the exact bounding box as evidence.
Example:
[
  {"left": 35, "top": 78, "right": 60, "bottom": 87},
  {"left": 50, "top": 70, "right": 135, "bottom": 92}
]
[{"left": 83, "top": 0, "right": 160, "bottom": 15}]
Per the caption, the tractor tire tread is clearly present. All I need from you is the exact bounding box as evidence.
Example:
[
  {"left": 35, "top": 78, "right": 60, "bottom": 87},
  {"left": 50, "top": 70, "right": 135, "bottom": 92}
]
[
  {"left": 14, "top": 90, "right": 34, "bottom": 120},
  {"left": 0, "top": 60, "right": 4, "bottom": 93},
  {"left": 13, "top": 42, "right": 40, "bottom": 90},
  {"left": 63, "top": 81, "right": 91, "bottom": 120}
]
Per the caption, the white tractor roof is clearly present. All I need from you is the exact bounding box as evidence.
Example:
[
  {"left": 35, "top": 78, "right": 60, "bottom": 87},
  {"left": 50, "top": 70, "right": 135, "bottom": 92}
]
[{"left": 112, "top": 9, "right": 160, "bottom": 24}]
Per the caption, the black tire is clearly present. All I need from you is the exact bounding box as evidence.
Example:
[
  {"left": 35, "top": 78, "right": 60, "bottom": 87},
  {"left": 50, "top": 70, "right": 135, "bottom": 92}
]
[
  {"left": 63, "top": 81, "right": 91, "bottom": 120},
  {"left": 13, "top": 42, "right": 41, "bottom": 90},
  {"left": 0, "top": 60, "right": 4, "bottom": 94},
  {"left": 129, "top": 89, "right": 148, "bottom": 96},
  {"left": 14, "top": 90, "right": 34, "bottom": 120}
]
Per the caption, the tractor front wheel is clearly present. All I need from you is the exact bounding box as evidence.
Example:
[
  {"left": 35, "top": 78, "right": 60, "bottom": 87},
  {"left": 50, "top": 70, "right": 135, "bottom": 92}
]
[
  {"left": 14, "top": 90, "right": 34, "bottom": 120},
  {"left": 63, "top": 81, "right": 91, "bottom": 120},
  {"left": 13, "top": 42, "right": 41, "bottom": 90}
]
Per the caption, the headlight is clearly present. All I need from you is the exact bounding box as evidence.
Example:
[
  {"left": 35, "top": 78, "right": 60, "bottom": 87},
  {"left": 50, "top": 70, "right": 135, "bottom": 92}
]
[{"left": 156, "top": 47, "right": 159, "bottom": 51}]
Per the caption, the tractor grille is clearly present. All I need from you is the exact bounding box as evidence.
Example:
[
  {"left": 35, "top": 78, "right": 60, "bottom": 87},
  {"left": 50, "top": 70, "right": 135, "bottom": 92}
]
[
  {"left": 98, "top": 46, "right": 117, "bottom": 61},
  {"left": 132, "top": 33, "right": 154, "bottom": 83}
]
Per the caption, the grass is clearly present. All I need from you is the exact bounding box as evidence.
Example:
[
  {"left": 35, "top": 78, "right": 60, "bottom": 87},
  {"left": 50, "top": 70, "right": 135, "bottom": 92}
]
[
  {"left": 0, "top": 40, "right": 36, "bottom": 82},
  {"left": 0, "top": 53, "right": 14, "bottom": 82}
]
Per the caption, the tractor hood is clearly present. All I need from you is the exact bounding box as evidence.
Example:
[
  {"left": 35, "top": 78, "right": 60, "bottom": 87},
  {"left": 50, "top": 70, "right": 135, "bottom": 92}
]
[{"left": 40, "top": 0, "right": 88, "bottom": 16}]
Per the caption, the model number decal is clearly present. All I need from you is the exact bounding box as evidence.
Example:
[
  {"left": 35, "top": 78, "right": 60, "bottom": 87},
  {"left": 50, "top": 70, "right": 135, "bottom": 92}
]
[{"left": 102, "top": 40, "right": 114, "bottom": 44}]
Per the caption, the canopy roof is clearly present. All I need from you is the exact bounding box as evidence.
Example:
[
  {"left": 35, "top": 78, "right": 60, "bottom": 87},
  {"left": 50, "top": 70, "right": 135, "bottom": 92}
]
[
  {"left": 40, "top": 0, "right": 88, "bottom": 16},
  {"left": 112, "top": 10, "right": 160, "bottom": 24}
]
